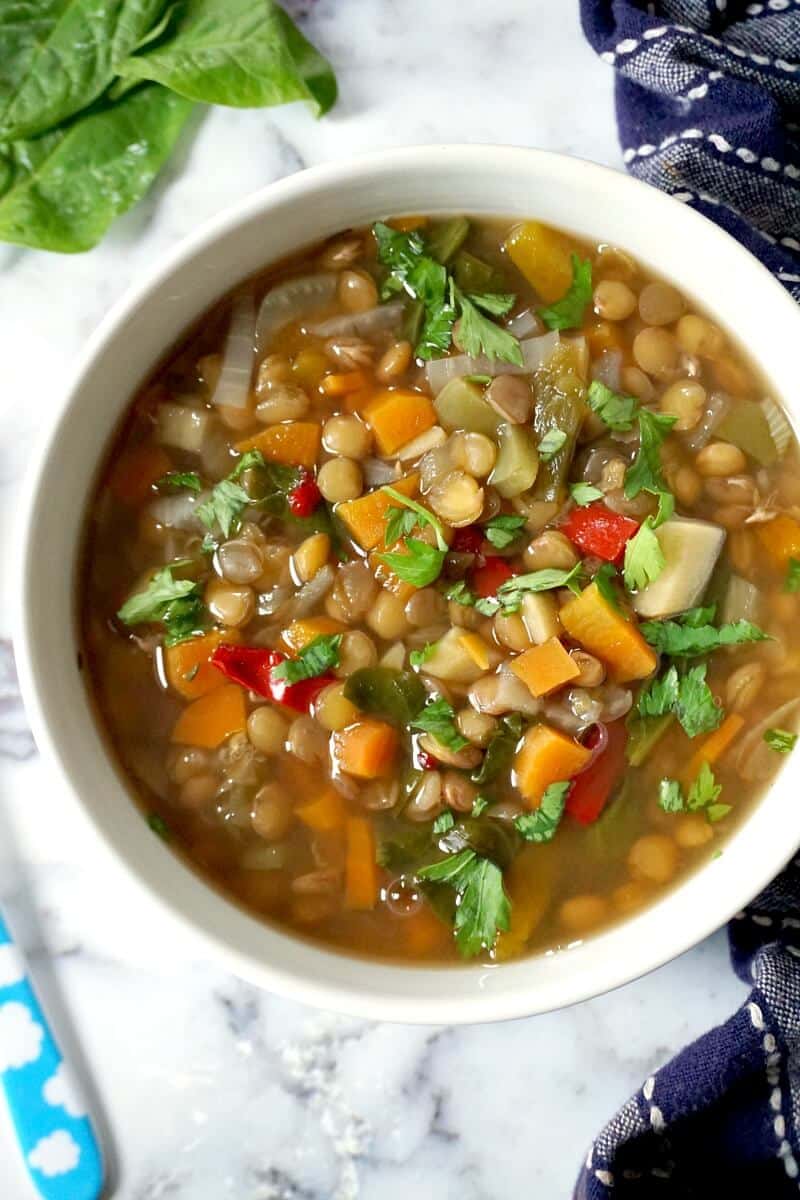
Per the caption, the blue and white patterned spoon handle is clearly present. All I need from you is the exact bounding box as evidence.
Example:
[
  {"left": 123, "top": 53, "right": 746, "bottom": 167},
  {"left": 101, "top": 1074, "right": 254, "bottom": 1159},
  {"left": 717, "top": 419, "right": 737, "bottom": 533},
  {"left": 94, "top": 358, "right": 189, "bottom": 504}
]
[{"left": 0, "top": 911, "right": 103, "bottom": 1200}]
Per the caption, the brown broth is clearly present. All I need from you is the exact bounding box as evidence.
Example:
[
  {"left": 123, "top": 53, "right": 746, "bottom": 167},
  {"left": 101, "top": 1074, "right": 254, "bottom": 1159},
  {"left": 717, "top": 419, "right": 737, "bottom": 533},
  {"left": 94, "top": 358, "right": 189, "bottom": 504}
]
[{"left": 80, "top": 215, "right": 800, "bottom": 965}]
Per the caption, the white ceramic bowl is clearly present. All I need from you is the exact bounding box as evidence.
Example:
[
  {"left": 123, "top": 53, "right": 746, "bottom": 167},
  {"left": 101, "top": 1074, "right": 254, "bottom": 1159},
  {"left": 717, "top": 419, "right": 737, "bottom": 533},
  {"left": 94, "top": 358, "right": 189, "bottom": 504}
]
[{"left": 15, "top": 145, "right": 800, "bottom": 1024}]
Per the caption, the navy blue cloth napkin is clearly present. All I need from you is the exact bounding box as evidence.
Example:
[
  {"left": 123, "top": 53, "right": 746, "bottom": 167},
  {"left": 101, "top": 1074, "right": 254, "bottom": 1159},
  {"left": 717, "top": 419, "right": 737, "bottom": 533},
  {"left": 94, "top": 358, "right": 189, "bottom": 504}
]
[{"left": 576, "top": 3, "right": 800, "bottom": 1196}]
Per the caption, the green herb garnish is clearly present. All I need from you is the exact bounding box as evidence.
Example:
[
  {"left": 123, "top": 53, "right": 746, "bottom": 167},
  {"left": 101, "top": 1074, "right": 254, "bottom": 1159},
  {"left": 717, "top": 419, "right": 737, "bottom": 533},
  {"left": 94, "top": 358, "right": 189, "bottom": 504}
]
[
  {"left": 514, "top": 781, "right": 570, "bottom": 843},
  {"left": 785, "top": 558, "right": 800, "bottom": 594},
  {"left": 196, "top": 449, "right": 263, "bottom": 539},
  {"left": 483, "top": 513, "right": 527, "bottom": 549},
  {"left": 494, "top": 562, "right": 584, "bottom": 613},
  {"left": 764, "top": 728, "right": 798, "bottom": 754},
  {"left": 378, "top": 487, "right": 448, "bottom": 586},
  {"left": 472, "top": 714, "right": 523, "bottom": 786},
  {"left": 658, "top": 779, "right": 684, "bottom": 814},
  {"left": 537, "top": 429, "right": 568, "bottom": 462},
  {"left": 409, "top": 642, "right": 437, "bottom": 669},
  {"left": 271, "top": 634, "right": 341, "bottom": 685},
  {"left": 411, "top": 697, "right": 469, "bottom": 753},
  {"left": 623, "top": 518, "right": 665, "bottom": 592},
  {"left": 570, "top": 482, "right": 605, "bottom": 507},
  {"left": 594, "top": 563, "right": 622, "bottom": 611},
  {"left": 156, "top": 471, "right": 202, "bottom": 492},
  {"left": 373, "top": 222, "right": 523, "bottom": 365},
  {"left": 641, "top": 611, "right": 769, "bottom": 657},
  {"left": 416, "top": 849, "right": 511, "bottom": 957},
  {"left": 539, "top": 255, "right": 593, "bottom": 331},
  {"left": 433, "top": 811, "right": 455, "bottom": 834},
  {"left": 147, "top": 813, "right": 170, "bottom": 839},
  {"left": 117, "top": 563, "right": 204, "bottom": 646},
  {"left": 586, "top": 380, "right": 639, "bottom": 433},
  {"left": 637, "top": 663, "right": 722, "bottom": 738},
  {"left": 471, "top": 795, "right": 490, "bottom": 818},
  {"left": 624, "top": 410, "right": 677, "bottom": 501},
  {"left": 658, "top": 763, "right": 724, "bottom": 820}
]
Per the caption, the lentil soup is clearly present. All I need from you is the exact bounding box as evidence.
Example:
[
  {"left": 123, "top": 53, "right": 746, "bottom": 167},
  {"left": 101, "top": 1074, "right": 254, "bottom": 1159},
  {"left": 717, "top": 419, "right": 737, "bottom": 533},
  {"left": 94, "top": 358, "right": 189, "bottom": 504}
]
[{"left": 81, "top": 215, "right": 800, "bottom": 964}]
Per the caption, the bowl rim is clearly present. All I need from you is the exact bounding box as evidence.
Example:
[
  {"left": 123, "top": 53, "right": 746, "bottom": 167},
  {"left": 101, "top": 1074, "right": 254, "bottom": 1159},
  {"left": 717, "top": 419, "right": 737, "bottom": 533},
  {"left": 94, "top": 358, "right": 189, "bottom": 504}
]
[{"left": 14, "top": 143, "right": 800, "bottom": 1024}]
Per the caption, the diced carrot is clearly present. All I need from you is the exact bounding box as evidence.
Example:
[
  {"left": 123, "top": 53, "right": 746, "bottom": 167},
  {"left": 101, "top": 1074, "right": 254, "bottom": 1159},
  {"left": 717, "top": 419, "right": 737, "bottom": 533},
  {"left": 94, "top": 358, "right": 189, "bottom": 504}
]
[
  {"left": 504, "top": 220, "right": 574, "bottom": 303},
  {"left": 281, "top": 616, "right": 345, "bottom": 654},
  {"left": 401, "top": 904, "right": 449, "bottom": 956},
  {"left": 295, "top": 788, "right": 345, "bottom": 832},
  {"left": 756, "top": 515, "right": 800, "bottom": 567},
  {"left": 109, "top": 443, "right": 172, "bottom": 505},
  {"left": 321, "top": 370, "right": 371, "bottom": 397},
  {"left": 683, "top": 713, "right": 745, "bottom": 785},
  {"left": 332, "top": 719, "right": 398, "bottom": 778},
  {"left": 337, "top": 472, "right": 419, "bottom": 550},
  {"left": 513, "top": 723, "right": 592, "bottom": 809},
  {"left": 171, "top": 684, "right": 247, "bottom": 748},
  {"left": 511, "top": 638, "right": 580, "bottom": 697},
  {"left": 164, "top": 629, "right": 240, "bottom": 699},
  {"left": 560, "top": 582, "right": 657, "bottom": 683},
  {"left": 344, "top": 817, "right": 379, "bottom": 910},
  {"left": 387, "top": 215, "right": 428, "bottom": 232},
  {"left": 235, "top": 421, "right": 321, "bottom": 467},
  {"left": 343, "top": 386, "right": 377, "bottom": 415},
  {"left": 369, "top": 548, "right": 418, "bottom": 602},
  {"left": 364, "top": 389, "right": 437, "bottom": 455},
  {"left": 458, "top": 632, "right": 492, "bottom": 671}
]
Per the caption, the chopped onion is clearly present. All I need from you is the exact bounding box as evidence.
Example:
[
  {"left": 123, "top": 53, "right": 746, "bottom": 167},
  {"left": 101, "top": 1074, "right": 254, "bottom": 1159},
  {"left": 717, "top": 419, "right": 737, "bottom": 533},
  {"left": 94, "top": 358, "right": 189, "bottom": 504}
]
[
  {"left": 210, "top": 290, "right": 256, "bottom": 410},
  {"left": 721, "top": 574, "right": 761, "bottom": 625},
  {"left": 362, "top": 457, "right": 400, "bottom": 488},
  {"left": 591, "top": 349, "right": 622, "bottom": 391},
  {"left": 309, "top": 300, "right": 405, "bottom": 339},
  {"left": 147, "top": 491, "right": 207, "bottom": 531},
  {"left": 156, "top": 402, "right": 213, "bottom": 454},
  {"left": 256, "top": 584, "right": 292, "bottom": 617},
  {"left": 288, "top": 564, "right": 335, "bottom": 617},
  {"left": 736, "top": 699, "right": 800, "bottom": 783},
  {"left": 394, "top": 425, "right": 447, "bottom": 461},
  {"left": 681, "top": 390, "right": 730, "bottom": 452},
  {"left": 255, "top": 273, "right": 337, "bottom": 349},
  {"left": 762, "top": 395, "right": 793, "bottom": 458},
  {"left": 506, "top": 307, "right": 543, "bottom": 338},
  {"left": 424, "top": 331, "right": 560, "bottom": 394}
]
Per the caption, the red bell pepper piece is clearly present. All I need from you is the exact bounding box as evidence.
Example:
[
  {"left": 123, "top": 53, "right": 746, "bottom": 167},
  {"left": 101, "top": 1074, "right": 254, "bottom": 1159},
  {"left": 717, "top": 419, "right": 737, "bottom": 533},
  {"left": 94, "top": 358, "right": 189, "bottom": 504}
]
[
  {"left": 418, "top": 750, "right": 439, "bottom": 771},
  {"left": 288, "top": 469, "right": 321, "bottom": 518},
  {"left": 566, "top": 720, "right": 628, "bottom": 825},
  {"left": 560, "top": 502, "right": 639, "bottom": 564},
  {"left": 210, "top": 644, "right": 333, "bottom": 712},
  {"left": 450, "top": 525, "right": 484, "bottom": 555},
  {"left": 471, "top": 555, "right": 515, "bottom": 598}
]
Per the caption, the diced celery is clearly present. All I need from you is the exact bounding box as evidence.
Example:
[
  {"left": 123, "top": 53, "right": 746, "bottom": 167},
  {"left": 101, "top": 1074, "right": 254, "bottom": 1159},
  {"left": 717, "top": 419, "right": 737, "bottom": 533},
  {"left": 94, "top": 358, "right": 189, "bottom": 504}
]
[
  {"left": 626, "top": 714, "right": 674, "bottom": 767},
  {"left": 427, "top": 216, "right": 470, "bottom": 265},
  {"left": 453, "top": 250, "right": 505, "bottom": 294},
  {"left": 531, "top": 344, "right": 586, "bottom": 502},
  {"left": 715, "top": 400, "right": 777, "bottom": 467}
]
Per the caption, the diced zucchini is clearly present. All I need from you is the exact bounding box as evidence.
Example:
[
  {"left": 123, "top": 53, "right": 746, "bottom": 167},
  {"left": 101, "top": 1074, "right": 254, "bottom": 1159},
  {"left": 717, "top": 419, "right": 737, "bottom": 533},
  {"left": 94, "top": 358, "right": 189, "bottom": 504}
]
[
  {"left": 490, "top": 423, "right": 539, "bottom": 498},
  {"left": 632, "top": 517, "right": 726, "bottom": 619},
  {"left": 434, "top": 378, "right": 501, "bottom": 437}
]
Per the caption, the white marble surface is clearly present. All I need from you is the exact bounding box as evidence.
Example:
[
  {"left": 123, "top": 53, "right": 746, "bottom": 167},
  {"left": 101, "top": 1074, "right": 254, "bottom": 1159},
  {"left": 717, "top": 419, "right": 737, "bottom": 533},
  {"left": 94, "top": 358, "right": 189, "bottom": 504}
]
[{"left": 0, "top": 2, "right": 748, "bottom": 1196}]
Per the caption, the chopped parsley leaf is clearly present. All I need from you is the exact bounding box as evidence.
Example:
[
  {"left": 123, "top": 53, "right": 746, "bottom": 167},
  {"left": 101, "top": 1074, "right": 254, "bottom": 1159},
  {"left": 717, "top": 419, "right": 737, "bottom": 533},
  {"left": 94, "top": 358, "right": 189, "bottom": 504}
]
[
  {"left": 483, "top": 513, "right": 527, "bottom": 549},
  {"left": 570, "top": 481, "right": 605, "bottom": 507},
  {"left": 117, "top": 564, "right": 205, "bottom": 646},
  {"left": 538, "top": 428, "right": 568, "bottom": 462},
  {"left": 688, "top": 762, "right": 723, "bottom": 811},
  {"left": 641, "top": 614, "right": 769, "bottom": 657},
  {"left": 416, "top": 849, "right": 511, "bottom": 957},
  {"left": 624, "top": 410, "right": 677, "bottom": 501},
  {"left": 147, "top": 813, "right": 170, "bottom": 839},
  {"left": 586, "top": 380, "right": 639, "bottom": 433},
  {"left": 156, "top": 470, "right": 201, "bottom": 492},
  {"left": 764, "top": 728, "right": 798, "bottom": 754},
  {"left": 515, "top": 781, "right": 570, "bottom": 843},
  {"left": 623, "top": 517, "right": 665, "bottom": 592},
  {"left": 271, "top": 634, "right": 342, "bottom": 684},
  {"left": 471, "top": 795, "right": 490, "bottom": 818},
  {"left": 378, "top": 539, "right": 446, "bottom": 588},
  {"left": 196, "top": 449, "right": 264, "bottom": 538},
  {"left": 658, "top": 778, "right": 684, "bottom": 813},
  {"left": 409, "top": 642, "right": 437, "bottom": 669},
  {"left": 496, "top": 562, "right": 584, "bottom": 613},
  {"left": 637, "top": 663, "right": 722, "bottom": 738},
  {"left": 594, "top": 563, "right": 621, "bottom": 611},
  {"left": 411, "top": 697, "right": 470, "bottom": 753},
  {"left": 539, "top": 255, "right": 593, "bottom": 331},
  {"left": 455, "top": 290, "right": 523, "bottom": 365},
  {"left": 433, "top": 811, "right": 455, "bottom": 834}
]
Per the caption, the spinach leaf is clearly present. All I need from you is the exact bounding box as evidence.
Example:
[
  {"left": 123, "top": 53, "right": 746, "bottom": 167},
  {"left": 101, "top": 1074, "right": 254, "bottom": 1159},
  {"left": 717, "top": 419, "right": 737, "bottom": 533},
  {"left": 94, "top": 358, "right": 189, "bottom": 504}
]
[
  {"left": 0, "top": 0, "right": 165, "bottom": 141},
  {"left": 343, "top": 667, "right": 426, "bottom": 727},
  {"left": 472, "top": 714, "right": 523, "bottom": 785},
  {"left": 116, "top": 0, "right": 337, "bottom": 115},
  {"left": 0, "top": 83, "right": 192, "bottom": 252}
]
